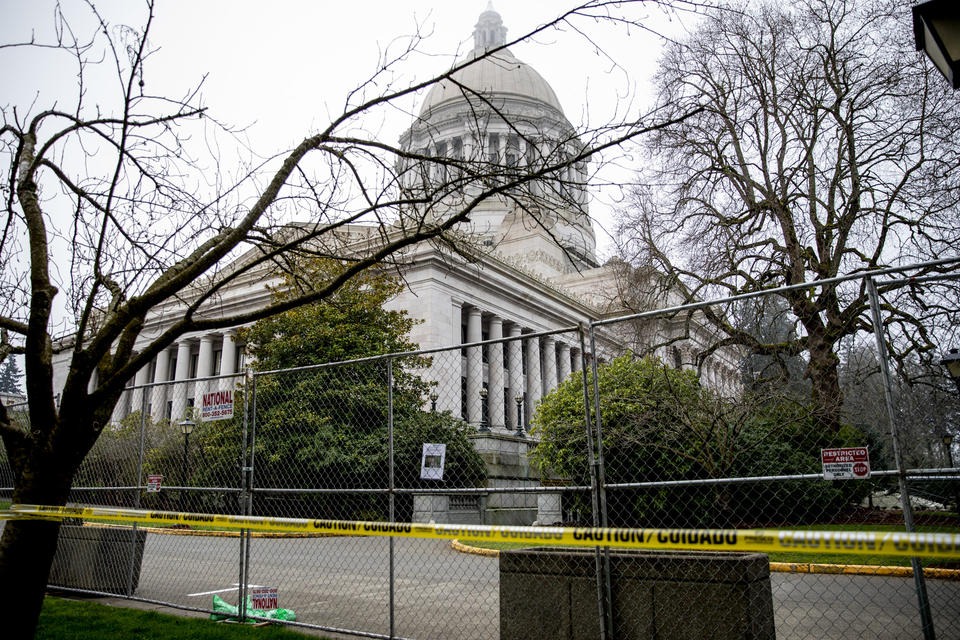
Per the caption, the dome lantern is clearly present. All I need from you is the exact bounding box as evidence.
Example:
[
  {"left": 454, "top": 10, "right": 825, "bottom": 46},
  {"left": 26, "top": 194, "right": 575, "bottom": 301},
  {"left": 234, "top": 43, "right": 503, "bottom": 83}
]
[{"left": 473, "top": 3, "right": 508, "bottom": 53}]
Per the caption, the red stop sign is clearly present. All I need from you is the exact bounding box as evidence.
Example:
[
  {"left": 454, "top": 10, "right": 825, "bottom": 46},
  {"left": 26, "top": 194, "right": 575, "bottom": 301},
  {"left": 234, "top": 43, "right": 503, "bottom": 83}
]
[{"left": 853, "top": 462, "right": 868, "bottom": 477}]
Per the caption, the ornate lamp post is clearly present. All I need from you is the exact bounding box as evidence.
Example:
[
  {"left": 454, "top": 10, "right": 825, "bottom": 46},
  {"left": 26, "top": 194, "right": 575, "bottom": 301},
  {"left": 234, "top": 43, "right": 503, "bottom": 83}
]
[
  {"left": 178, "top": 418, "right": 195, "bottom": 511},
  {"left": 940, "top": 348, "right": 960, "bottom": 512},
  {"left": 942, "top": 431, "right": 959, "bottom": 513},
  {"left": 478, "top": 387, "right": 490, "bottom": 433},
  {"left": 429, "top": 392, "right": 438, "bottom": 413},
  {"left": 514, "top": 393, "right": 524, "bottom": 437},
  {"left": 178, "top": 419, "right": 194, "bottom": 486}
]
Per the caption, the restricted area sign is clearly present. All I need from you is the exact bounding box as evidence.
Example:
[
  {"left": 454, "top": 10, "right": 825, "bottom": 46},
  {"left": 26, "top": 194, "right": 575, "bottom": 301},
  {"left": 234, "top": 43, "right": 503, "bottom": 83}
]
[
  {"left": 146, "top": 474, "right": 163, "bottom": 493},
  {"left": 821, "top": 447, "right": 870, "bottom": 480}
]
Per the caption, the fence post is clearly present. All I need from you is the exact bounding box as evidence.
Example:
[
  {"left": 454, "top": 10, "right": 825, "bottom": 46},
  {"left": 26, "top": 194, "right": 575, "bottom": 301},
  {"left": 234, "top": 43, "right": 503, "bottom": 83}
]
[
  {"left": 388, "top": 357, "right": 396, "bottom": 639},
  {"left": 238, "top": 369, "right": 256, "bottom": 624},
  {"left": 867, "top": 277, "right": 935, "bottom": 640},
  {"left": 580, "top": 324, "right": 613, "bottom": 640},
  {"left": 125, "top": 383, "right": 150, "bottom": 597}
]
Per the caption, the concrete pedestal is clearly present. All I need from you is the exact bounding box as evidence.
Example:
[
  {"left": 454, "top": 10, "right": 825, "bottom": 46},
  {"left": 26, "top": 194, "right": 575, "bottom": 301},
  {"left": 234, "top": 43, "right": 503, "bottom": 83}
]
[
  {"left": 500, "top": 548, "right": 775, "bottom": 640},
  {"left": 49, "top": 525, "right": 147, "bottom": 595}
]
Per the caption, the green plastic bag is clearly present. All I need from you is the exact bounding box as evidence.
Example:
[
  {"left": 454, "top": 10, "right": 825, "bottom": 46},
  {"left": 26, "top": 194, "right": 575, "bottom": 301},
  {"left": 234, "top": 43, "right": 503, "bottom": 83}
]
[{"left": 211, "top": 593, "right": 296, "bottom": 623}]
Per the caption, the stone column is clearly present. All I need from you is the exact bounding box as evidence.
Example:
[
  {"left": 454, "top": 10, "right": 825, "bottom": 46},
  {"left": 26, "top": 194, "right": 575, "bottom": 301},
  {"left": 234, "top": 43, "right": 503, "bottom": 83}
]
[
  {"left": 219, "top": 330, "right": 238, "bottom": 389},
  {"left": 488, "top": 316, "right": 505, "bottom": 431},
  {"left": 111, "top": 382, "right": 129, "bottom": 424},
  {"left": 432, "top": 299, "right": 464, "bottom": 417},
  {"left": 196, "top": 335, "right": 214, "bottom": 407},
  {"left": 577, "top": 162, "right": 589, "bottom": 207},
  {"left": 525, "top": 335, "right": 542, "bottom": 424},
  {"left": 464, "top": 133, "right": 477, "bottom": 163},
  {"left": 465, "top": 307, "right": 483, "bottom": 427},
  {"left": 151, "top": 348, "right": 171, "bottom": 420},
  {"left": 542, "top": 336, "right": 558, "bottom": 395},
  {"left": 572, "top": 347, "right": 583, "bottom": 373},
  {"left": 558, "top": 342, "right": 572, "bottom": 382},
  {"left": 171, "top": 339, "right": 193, "bottom": 422},
  {"left": 131, "top": 365, "right": 149, "bottom": 416},
  {"left": 507, "top": 324, "right": 523, "bottom": 431}
]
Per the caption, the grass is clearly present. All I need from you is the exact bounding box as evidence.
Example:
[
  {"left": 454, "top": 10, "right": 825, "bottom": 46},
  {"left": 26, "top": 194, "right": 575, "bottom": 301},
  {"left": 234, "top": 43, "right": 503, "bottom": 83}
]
[
  {"left": 461, "top": 523, "right": 960, "bottom": 568},
  {"left": 37, "top": 597, "right": 322, "bottom": 640}
]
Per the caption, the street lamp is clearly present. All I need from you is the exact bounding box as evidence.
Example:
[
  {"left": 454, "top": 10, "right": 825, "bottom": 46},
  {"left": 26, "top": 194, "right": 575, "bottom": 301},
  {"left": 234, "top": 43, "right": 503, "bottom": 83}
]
[
  {"left": 940, "top": 348, "right": 960, "bottom": 512},
  {"left": 478, "top": 387, "right": 490, "bottom": 433},
  {"left": 429, "top": 392, "right": 438, "bottom": 413},
  {"left": 942, "top": 431, "right": 959, "bottom": 513},
  {"left": 178, "top": 419, "right": 195, "bottom": 488},
  {"left": 514, "top": 393, "right": 524, "bottom": 437},
  {"left": 941, "top": 348, "right": 960, "bottom": 393},
  {"left": 913, "top": 0, "right": 960, "bottom": 90}
]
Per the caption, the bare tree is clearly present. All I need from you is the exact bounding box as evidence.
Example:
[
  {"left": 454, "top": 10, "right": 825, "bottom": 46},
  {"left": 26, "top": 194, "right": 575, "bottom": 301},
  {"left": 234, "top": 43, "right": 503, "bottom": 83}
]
[
  {"left": 0, "top": 1, "right": 708, "bottom": 634},
  {"left": 617, "top": 0, "right": 960, "bottom": 433}
]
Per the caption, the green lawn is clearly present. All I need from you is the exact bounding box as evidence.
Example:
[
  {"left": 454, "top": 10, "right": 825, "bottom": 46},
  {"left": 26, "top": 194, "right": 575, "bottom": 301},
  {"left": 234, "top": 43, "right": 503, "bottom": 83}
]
[{"left": 37, "top": 597, "right": 322, "bottom": 640}]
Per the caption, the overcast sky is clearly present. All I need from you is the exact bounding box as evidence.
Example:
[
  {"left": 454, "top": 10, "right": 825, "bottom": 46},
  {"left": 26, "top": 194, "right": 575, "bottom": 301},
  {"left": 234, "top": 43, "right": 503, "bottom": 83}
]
[
  {"left": 1, "top": 1, "right": 698, "bottom": 372},
  {"left": 2, "top": 0, "right": 691, "bottom": 211}
]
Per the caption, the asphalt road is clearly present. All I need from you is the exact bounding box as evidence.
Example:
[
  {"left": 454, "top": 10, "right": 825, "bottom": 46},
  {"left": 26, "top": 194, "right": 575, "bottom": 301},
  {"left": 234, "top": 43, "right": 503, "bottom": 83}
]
[{"left": 125, "top": 532, "right": 960, "bottom": 640}]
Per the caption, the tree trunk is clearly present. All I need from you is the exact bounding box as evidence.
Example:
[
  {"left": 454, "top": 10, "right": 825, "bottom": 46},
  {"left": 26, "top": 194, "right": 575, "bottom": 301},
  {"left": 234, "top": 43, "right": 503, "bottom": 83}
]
[
  {"left": 0, "top": 459, "right": 75, "bottom": 639},
  {"left": 806, "top": 331, "right": 843, "bottom": 435},
  {"left": 0, "top": 519, "right": 62, "bottom": 639}
]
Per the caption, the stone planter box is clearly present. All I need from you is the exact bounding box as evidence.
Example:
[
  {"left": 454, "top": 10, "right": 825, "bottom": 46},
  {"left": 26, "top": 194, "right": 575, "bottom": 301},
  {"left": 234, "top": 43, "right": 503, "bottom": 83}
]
[
  {"left": 49, "top": 525, "right": 147, "bottom": 595},
  {"left": 500, "top": 548, "right": 775, "bottom": 640}
]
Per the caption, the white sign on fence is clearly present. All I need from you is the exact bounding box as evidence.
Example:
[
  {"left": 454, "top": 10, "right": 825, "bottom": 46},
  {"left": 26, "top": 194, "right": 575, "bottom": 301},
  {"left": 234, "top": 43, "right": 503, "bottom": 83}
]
[
  {"left": 821, "top": 447, "right": 870, "bottom": 480},
  {"left": 201, "top": 389, "right": 234, "bottom": 422},
  {"left": 251, "top": 586, "right": 279, "bottom": 610},
  {"left": 420, "top": 443, "right": 447, "bottom": 480}
]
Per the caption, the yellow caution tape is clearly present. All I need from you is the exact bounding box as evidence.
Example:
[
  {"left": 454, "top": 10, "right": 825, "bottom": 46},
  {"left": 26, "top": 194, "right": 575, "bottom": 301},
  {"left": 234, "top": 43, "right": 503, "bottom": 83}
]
[{"left": 5, "top": 504, "right": 960, "bottom": 559}]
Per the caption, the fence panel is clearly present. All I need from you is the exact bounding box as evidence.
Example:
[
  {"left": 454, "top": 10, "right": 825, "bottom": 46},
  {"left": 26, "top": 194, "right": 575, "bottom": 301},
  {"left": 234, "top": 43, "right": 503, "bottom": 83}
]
[{"left": 8, "top": 266, "right": 959, "bottom": 639}]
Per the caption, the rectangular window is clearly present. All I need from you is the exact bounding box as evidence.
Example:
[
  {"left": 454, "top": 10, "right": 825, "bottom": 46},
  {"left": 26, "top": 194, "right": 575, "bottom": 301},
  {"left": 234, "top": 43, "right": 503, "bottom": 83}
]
[
  {"left": 487, "top": 133, "right": 500, "bottom": 164},
  {"left": 525, "top": 140, "right": 537, "bottom": 167},
  {"left": 506, "top": 135, "right": 519, "bottom": 167},
  {"left": 435, "top": 141, "right": 448, "bottom": 181}
]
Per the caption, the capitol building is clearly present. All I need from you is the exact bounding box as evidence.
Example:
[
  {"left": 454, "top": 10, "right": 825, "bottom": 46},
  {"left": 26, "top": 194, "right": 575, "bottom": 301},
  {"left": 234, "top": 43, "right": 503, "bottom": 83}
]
[{"left": 53, "top": 5, "right": 740, "bottom": 522}]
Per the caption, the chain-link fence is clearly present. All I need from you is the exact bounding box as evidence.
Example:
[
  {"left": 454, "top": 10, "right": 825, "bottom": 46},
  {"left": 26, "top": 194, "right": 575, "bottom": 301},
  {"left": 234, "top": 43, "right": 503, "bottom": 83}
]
[{"left": 2, "top": 265, "right": 959, "bottom": 639}]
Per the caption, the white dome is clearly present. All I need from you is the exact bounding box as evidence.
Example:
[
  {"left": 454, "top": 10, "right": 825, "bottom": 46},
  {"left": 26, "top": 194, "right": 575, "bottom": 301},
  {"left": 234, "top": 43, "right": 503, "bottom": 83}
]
[
  {"left": 419, "top": 48, "right": 564, "bottom": 117},
  {"left": 400, "top": 6, "right": 598, "bottom": 271},
  {"left": 419, "top": 5, "right": 563, "bottom": 117}
]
